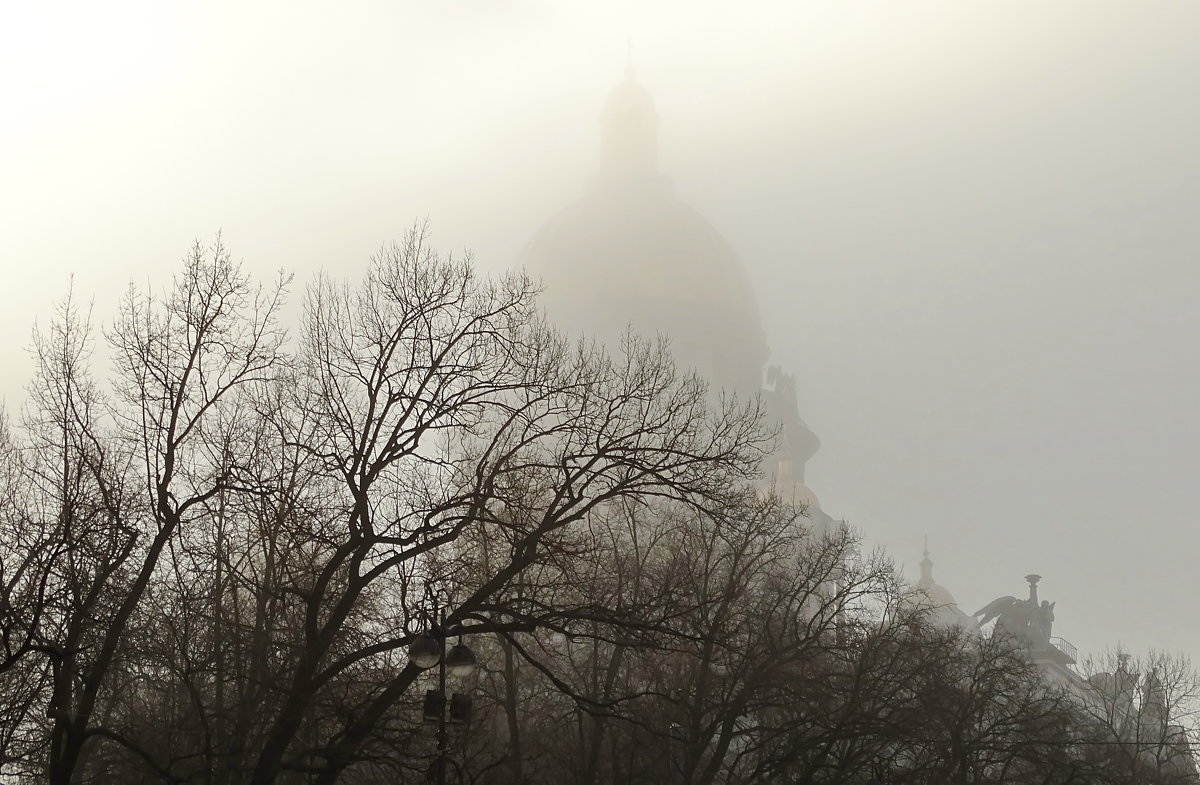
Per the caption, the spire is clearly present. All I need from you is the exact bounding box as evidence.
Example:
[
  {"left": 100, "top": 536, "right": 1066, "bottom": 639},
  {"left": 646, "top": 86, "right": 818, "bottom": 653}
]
[
  {"left": 912, "top": 541, "right": 965, "bottom": 624},
  {"left": 919, "top": 537, "right": 934, "bottom": 586}
]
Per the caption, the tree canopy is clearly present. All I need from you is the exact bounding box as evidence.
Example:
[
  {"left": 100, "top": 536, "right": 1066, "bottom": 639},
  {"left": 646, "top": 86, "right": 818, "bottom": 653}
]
[{"left": 0, "top": 229, "right": 1195, "bottom": 785}]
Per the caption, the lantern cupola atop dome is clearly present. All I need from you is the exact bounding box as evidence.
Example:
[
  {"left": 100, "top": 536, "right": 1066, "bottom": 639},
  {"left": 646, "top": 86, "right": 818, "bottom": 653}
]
[
  {"left": 600, "top": 75, "right": 659, "bottom": 178},
  {"left": 910, "top": 542, "right": 974, "bottom": 631},
  {"left": 917, "top": 541, "right": 958, "bottom": 609}
]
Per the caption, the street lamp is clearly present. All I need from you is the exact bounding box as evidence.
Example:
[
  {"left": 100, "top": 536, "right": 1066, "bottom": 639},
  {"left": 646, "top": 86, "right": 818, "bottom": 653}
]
[
  {"left": 408, "top": 596, "right": 478, "bottom": 785},
  {"left": 409, "top": 633, "right": 442, "bottom": 669},
  {"left": 445, "top": 643, "right": 477, "bottom": 678}
]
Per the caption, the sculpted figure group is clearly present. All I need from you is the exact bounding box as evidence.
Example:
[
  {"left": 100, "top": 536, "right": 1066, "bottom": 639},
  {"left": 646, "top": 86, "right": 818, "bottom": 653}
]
[{"left": 972, "top": 574, "right": 1056, "bottom": 649}]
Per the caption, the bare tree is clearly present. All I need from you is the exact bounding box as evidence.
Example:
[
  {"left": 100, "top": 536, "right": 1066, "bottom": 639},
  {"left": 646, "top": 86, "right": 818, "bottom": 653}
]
[
  {"left": 249, "top": 226, "right": 771, "bottom": 783},
  {"left": 0, "top": 242, "right": 291, "bottom": 784},
  {"left": 0, "top": 286, "right": 138, "bottom": 779},
  {"left": 1077, "top": 649, "right": 1200, "bottom": 785},
  {"left": 6, "top": 226, "right": 1164, "bottom": 785}
]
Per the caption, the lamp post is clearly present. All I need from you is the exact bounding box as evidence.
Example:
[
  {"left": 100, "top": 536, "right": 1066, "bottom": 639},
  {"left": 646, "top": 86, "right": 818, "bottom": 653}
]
[
  {"left": 408, "top": 595, "right": 478, "bottom": 785},
  {"left": 668, "top": 722, "right": 685, "bottom": 785}
]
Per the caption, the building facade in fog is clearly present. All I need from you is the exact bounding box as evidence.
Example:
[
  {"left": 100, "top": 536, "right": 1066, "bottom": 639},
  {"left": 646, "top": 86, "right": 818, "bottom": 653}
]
[
  {"left": 518, "top": 70, "right": 824, "bottom": 514},
  {"left": 521, "top": 71, "right": 1197, "bottom": 778},
  {"left": 921, "top": 570, "right": 1198, "bottom": 780}
]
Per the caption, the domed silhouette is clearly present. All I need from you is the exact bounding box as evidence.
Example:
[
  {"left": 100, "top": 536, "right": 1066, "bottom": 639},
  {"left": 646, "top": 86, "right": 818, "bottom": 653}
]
[
  {"left": 518, "top": 72, "right": 828, "bottom": 514},
  {"left": 911, "top": 543, "right": 975, "bottom": 631},
  {"left": 519, "top": 75, "right": 769, "bottom": 398}
]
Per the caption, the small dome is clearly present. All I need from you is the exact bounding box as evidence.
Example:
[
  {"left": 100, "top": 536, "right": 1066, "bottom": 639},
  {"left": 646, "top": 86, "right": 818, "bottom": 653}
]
[
  {"left": 916, "top": 581, "right": 958, "bottom": 608},
  {"left": 905, "top": 577, "right": 973, "bottom": 632}
]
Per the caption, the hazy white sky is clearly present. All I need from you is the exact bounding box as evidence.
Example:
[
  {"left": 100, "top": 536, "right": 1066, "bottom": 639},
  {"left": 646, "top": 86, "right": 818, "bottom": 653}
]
[{"left": 2, "top": 1, "right": 1198, "bottom": 659}]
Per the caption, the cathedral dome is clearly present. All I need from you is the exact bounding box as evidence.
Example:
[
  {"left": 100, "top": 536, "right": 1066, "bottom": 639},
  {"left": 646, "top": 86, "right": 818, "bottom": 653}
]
[{"left": 519, "top": 77, "right": 769, "bottom": 397}]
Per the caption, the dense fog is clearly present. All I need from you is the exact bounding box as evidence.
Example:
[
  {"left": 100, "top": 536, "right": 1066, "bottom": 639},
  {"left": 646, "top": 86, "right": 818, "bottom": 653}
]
[{"left": 3, "top": 0, "right": 1198, "bottom": 664}]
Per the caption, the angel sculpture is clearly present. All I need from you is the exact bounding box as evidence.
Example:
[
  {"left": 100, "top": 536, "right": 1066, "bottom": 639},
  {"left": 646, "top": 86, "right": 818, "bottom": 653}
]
[
  {"left": 1028, "top": 600, "right": 1055, "bottom": 648},
  {"left": 972, "top": 596, "right": 1036, "bottom": 642}
]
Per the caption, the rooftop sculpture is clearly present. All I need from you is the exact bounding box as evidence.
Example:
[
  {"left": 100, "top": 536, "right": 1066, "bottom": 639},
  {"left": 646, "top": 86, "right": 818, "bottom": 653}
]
[{"left": 973, "top": 574, "right": 1056, "bottom": 650}]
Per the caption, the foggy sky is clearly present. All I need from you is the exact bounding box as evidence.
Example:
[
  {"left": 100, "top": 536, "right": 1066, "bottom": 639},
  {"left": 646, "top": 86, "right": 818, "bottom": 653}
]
[{"left": 2, "top": 1, "right": 1198, "bottom": 660}]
